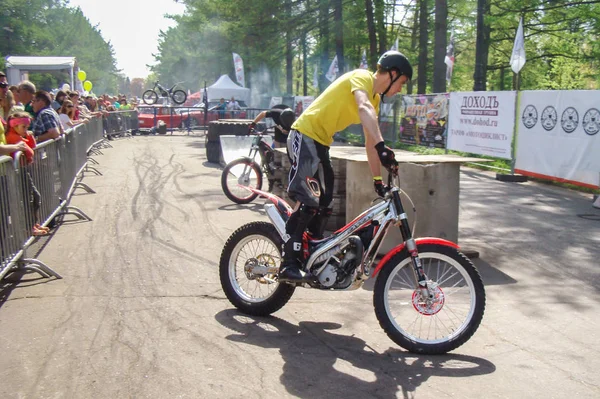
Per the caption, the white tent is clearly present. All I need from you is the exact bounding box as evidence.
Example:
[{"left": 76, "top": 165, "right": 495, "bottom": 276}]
[
  {"left": 5, "top": 56, "right": 78, "bottom": 88},
  {"left": 202, "top": 74, "right": 250, "bottom": 104}
]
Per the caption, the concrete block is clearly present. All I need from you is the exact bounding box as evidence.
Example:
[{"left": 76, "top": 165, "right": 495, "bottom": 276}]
[{"left": 346, "top": 161, "right": 460, "bottom": 254}]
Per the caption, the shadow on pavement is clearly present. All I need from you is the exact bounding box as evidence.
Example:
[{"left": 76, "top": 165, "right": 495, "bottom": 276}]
[
  {"left": 186, "top": 139, "right": 207, "bottom": 150},
  {"left": 215, "top": 309, "right": 496, "bottom": 399},
  {"left": 0, "top": 270, "right": 59, "bottom": 310},
  {"left": 459, "top": 168, "right": 600, "bottom": 295},
  {"left": 473, "top": 258, "right": 517, "bottom": 286},
  {"left": 202, "top": 161, "right": 222, "bottom": 169},
  {"left": 218, "top": 202, "right": 265, "bottom": 215}
]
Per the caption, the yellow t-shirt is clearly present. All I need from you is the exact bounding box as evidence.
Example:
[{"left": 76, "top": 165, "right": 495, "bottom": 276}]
[{"left": 292, "top": 69, "right": 380, "bottom": 146}]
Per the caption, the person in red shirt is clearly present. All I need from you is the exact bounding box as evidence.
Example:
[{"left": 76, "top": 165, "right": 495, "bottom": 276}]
[
  {"left": 5, "top": 112, "right": 49, "bottom": 236},
  {"left": 6, "top": 113, "right": 36, "bottom": 162}
]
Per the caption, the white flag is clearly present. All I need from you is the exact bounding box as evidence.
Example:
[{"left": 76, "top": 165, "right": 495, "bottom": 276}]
[
  {"left": 444, "top": 31, "right": 455, "bottom": 85},
  {"left": 325, "top": 55, "right": 339, "bottom": 82},
  {"left": 510, "top": 18, "right": 526, "bottom": 74},
  {"left": 390, "top": 38, "right": 398, "bottom": 52},
  {"left": 359, "top": 50, "right": 368, "bottom": 69},
  {"left": 313, "top": 64, "right": 319, "bottom": 88},
  {"left": 232, "top": 52, "right": 245, "bottom": 87}
]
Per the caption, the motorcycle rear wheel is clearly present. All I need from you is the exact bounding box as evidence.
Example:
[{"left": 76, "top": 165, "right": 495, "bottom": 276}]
[
  {"left": 373, "top": 244, "right": 485, "bottom": 355},
  {"left": 221, "top": 158, "right": 263, "bottom": 204},
  {"left": 219, "top": 222, "right": 295, "bottom": 316},
  {"left": 171, "top": 90, "right": 187, "bottom": 105}
]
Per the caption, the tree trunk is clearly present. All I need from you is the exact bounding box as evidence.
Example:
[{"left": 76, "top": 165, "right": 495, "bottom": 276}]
[
  {"left": 285, "top": 0, "right": 293, "bottom": 94},
  {"left": 473, "top": 0, "right": 490, "bottom": 91},
  {"left": 418, "top": 0, "right": 429, "bottom": 94},
  {"left": 302, "top": 32, "right": 308, "bottom": 95},
  {"left": 333, "top": 0, "right": 345, "bottom": 73},
  {"left": 407, "top": 4, "right": 420, "bottom": 94},
  {"left": 374, "top": 0, "right": 386, "bottom": 54},
  {"left": 365, "top": 0, "right": 378, "bottom": 69},
  {"left": 319, "top": 0, "right": 330, "bottom": 91},
  {"left": 433, "top": 0, "right": 447, "bottom": 93}
]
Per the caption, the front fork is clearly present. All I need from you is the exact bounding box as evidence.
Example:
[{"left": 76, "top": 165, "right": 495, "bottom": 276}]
[
  {"left": 239, "top": 147, "right": 260, "bottom": 181},
  {"left": 391, "top": 190, "right": 433, "bottom": 301}
]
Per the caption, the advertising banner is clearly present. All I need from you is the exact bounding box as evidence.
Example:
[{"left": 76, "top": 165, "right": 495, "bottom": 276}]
[
  {"left": 325, "top": 55, "right": 339, "bottom": 82},
  {"left": 232, "top": 53, "right": 245, "bottom": 87},
  {"left": 515, "top": 90, "right": 600, "bottom": 188},
  {"left": 269, "top": 97, "right": 283, "bottom": 108},
  {"left": 294, "top": 96, "right": 315, "bottom": 116},
  {"left": 447, "top": 91, "right": 516, "bottom": 159},
  {"left": 399, "top": 93, "right": 449, "bottom": 148}
]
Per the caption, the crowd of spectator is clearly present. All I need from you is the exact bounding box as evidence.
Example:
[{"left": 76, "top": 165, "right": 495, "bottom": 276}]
[
  {"left": 0, "top": 71, "right": 140, "bottom": 237},
  {"left": 1, "top": 73, "right": 139, "bottom": 154}
]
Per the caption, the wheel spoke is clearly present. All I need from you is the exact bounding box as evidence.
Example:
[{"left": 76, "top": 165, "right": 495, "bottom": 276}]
[
  {"left": 228, "top": 233, "right": 280, "bottom": 302},
  {"left": 381, "top": 250, "right": 482, "bottom": 349},
  {"left": 224, "top": 161, "right": 260, "bottom": 201}
]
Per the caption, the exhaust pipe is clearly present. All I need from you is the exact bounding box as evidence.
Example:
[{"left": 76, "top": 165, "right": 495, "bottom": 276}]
[{"left": 265, "top": 203, "right": 289, "bottom": 242}]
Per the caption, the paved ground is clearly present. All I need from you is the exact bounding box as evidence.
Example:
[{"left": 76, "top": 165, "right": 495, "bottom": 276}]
[{"left": 1, "top": 134, "right": 599, "bottom": 399}]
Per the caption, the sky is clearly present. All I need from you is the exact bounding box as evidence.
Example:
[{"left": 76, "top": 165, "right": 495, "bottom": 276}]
[{"left": 67, "top": 0, "right": 186, "bottom": 79}]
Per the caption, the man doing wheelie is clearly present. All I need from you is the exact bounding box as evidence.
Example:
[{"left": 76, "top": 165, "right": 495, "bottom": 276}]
[{"left": 279, "top": 50, "right": 413, "bottom": 283}]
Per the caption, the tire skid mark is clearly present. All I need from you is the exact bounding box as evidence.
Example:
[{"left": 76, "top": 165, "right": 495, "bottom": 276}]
[{"left": 172, "top": 166, "right": 226, "bottom": 246}]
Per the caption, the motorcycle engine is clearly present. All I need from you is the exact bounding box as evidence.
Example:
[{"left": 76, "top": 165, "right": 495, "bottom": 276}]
[{"left": 315, "top": 236, "right": 363, "bottom": 289}]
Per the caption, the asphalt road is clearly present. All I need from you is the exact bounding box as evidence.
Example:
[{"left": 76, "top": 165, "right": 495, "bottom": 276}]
[{"left": 1, "top": 134, "right": 599, "bottom": 399}]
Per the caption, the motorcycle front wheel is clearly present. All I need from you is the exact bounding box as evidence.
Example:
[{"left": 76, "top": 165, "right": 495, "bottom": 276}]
[
  {"left": 221, "top": 158, "right": 263, "bottom": 204},
  {"left": 142, "top": 90, "right": 158, "bottom": 105},
  {"left": 219, "top": 222, "right": 295, "bottom": 316},
  {"left": 373, "top": 244, "right": 486, "bottom": 355}
]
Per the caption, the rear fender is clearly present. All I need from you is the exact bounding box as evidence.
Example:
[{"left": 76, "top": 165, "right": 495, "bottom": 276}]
[
  {"left": 372, "top": 238, "right": 460, "bottom": 277},
  {"left": 239, "top": 186, "right": 293, "bottom": 219}
]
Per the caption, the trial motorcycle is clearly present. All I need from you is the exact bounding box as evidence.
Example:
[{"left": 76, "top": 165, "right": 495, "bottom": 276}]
[{"left": 219, "top": 173, "right": 485, "bottom": 354}]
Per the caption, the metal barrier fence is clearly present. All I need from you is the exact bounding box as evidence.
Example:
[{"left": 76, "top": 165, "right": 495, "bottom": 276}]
[
  {"left": 0, "top": 116, "right": 106, "bottom": 281},
  {"left": 135, "top": 106, "right": 268, "bottom": 134},
  {"left": 104, "top": 110, "right": 138, "bottom": 137}
]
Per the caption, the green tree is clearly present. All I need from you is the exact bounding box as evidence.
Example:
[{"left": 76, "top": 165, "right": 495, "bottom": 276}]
[{"left": 0, "top": 0, "right": 119, "bottom": 94}]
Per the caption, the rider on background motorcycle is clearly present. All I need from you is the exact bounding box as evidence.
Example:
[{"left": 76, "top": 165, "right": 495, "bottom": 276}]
[
  {"left": 248, "top": 105, "right": 296, "bottom": 148},
  {"left": 279, "top": 50, "right": 413, "bottom": 283}
]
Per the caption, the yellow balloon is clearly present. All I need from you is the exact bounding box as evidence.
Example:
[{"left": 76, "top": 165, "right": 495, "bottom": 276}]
[
  {"left": 77, "top": 70, "right": 87, "bottom": 81},
  {"left": 83, "top": 80, "right": 93, "bottom": 92}
]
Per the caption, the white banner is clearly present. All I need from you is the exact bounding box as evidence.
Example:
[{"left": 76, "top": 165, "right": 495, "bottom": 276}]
[
  {"left": 515, "top": 90, "right": 600, "bottom": 188},
  {"left": 447, "top": 91, "right": 516, "bottom": 159},
  {"left": 294, "top": 96, "right": 315, "bottom": 116},
  {"left": 269, "top": 96, "right": 283, "bottom": 108},
  {"left": 359, "top": 50, "right": 368, "bottom": 69},
  {"left": 232, "top": 52, "right": 245, "bottom": 87},
  {"left": 325, "top": 55, "right": 338, "bottom": 82}
]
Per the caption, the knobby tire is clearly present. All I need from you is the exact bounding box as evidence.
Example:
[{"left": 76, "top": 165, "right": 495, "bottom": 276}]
[
  {"left": 373, "top": 244, "right": 485, "bottom": 355},
  {"left": 221, "top": 158, "right": 263, "bottom": 204},
  {"left": 219, "top": 222, "right": 295, "bottom": 316}
]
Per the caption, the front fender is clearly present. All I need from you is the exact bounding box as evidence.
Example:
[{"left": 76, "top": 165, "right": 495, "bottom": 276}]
[
  {"left": 234, "top": 156, "right": 259, "bottom": 167},
  {"left": 372, "top": 238, "right": 460, "bottom": 277}
]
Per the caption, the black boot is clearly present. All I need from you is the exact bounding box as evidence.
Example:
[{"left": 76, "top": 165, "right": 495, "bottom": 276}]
[
  {"left": 307, "top": 207, "right": 333, "bottom": 239},
  {"left": 279, "top": 205, "right": 317, "bottom": 283}
]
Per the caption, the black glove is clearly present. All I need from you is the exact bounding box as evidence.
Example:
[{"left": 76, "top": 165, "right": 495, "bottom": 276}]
[
  {"left": 373, "top": 176, "right": 387, "bottom": 197},
  {"left": 248, "top": 122, "right": 257, "bottom": 134},
  {"left": 375, "top": 141, "right": 398, "bottom": 171}
]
